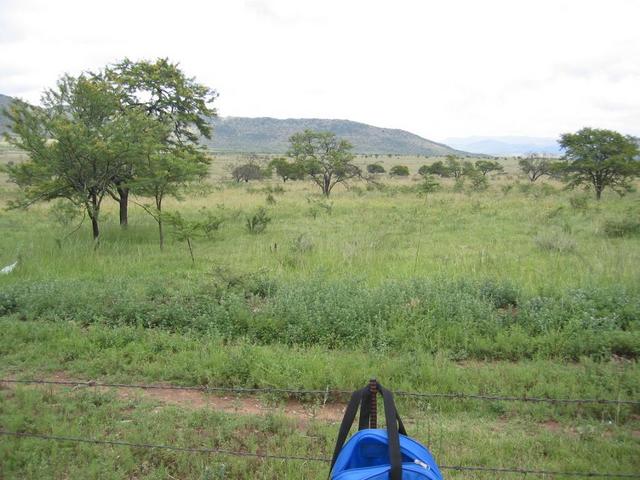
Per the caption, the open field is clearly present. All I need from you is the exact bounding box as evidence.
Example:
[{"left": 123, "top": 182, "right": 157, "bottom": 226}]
[{"left": 1, "top": 151, "right": 639, "bottom": 478}]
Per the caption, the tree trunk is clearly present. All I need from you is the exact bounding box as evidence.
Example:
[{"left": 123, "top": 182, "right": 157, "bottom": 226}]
[
  {"left": 323, "top": 175, "right": 331, "bottom": 197},
  {"left": 91, "top": 216, "right": 100, "bottom": 239},
  {"left": 156, "top": 196, "right": 164, "bottom": 250},
  {"left": 596, "top": 187, "right": 602, "bottom": 200},
  {"left": 117, "top": 186, "right": 129, "bottom": 227},
  {"left": 187, "top": 238, "right": 194, "bottom": 264}
]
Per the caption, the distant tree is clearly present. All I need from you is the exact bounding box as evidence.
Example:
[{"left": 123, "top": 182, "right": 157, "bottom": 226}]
[
  {"left": 417, "top": 175, "right": 440, "bottom": 195},
  {"left": 232, "top": 163, "right": 264, "bottom": 182},
  {"left": 558, "top": 128, "right": 640, "bottom": 200},
  {"left": 389, "top": 165, "right": 410, "bottom": 176},
  {"left": 4, "top": 74, "right": 140, "bottom": 241},
  {"left": 475, "top": 160, "right": 504, "bottom": 176},
  {"left": 425, "top": 160, "right": 450, "bottom": 177},
  {"left": 288, "top": 130, "right": 360, "bottom": 197},
  {"left": 270, "top": 157, "right": 304, "bottom": 182},
  {"left": 105, "top": 58, "right": 217, "bottom": 226},
  {"left": 518, "top": 154, "right": 552, "bottom": 182},
  {"left": 367, "top": 163, "right": 386, "bottom": 174},
  {"left": 417, "top": 165, "right": 430, "bottom": 176},
  {"left": 462, "top": 160, "right": 477, "bottom": 177},
  {"left": 467, "top": 170, "right": 489, "bottom": 191},
  {"left": 445, "top": 155, "right": 464, "bottom": 179}
]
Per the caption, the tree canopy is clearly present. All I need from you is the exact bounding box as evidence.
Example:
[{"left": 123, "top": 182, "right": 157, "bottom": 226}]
[
  {"left": 4, "top": 74, "right": 145, "bottom": 240},
  {"left": 288, "top": 130, "right": 359, "bottom": 197},
  {"left": 518, "top": 154, "right": 553, "bottom": 182},
  {"left": 104, "top": 58, "right": 217, "bottom": 225},
  {"left": 559, "top": 128, "right": 640, "bottom": 199}
]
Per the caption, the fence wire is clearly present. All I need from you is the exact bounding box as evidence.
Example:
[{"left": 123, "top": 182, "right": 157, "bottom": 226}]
[
  {"left": 2, "top": 430, "right": 639, "bottom": 479},
  {"left": 2, "top": 378, "right": 638, "bottom": 406}
]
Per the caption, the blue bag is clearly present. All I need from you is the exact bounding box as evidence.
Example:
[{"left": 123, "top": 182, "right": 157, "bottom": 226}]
[{"left": 329, "top": 382, "right": 443, "bottom": 480}]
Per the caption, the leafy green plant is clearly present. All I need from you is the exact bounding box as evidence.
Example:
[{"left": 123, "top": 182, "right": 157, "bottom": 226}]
[
  {"left": 602, "top": 218, "right": 640, "bottom": 237},
  {"left": 417, "top": 175, "right": 440, "bottom": 195},
  {"left": 389, "top": 165, "right": 410, "bottom": 176},
  {"left": 245, "top": 207, "right": 271, "bottom": 234},
  {"left": 164, "top": 209, "right": 223, "bottom": 263}
]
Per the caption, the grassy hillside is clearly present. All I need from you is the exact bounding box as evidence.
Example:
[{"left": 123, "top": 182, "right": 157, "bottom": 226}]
[
  {"left": 0, "top": 93, "right": 14, "bottom": 133},
  {"left": 206, "top": 117, "right": 471, "bottom": 155}
]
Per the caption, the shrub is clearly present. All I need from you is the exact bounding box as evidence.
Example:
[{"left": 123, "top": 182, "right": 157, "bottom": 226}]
[
  {"left": 366, "top": 163, "right": 385, "bottom": 174},
  {"left": 0, "top": 291, "right": 18, "bottom": 316},
  {"left": 534, "top": 230, "right": 577, "bottom": 253},
  {"left": 602, "top": 218, "right": 640, "bottom": 237},
  {"left": 569, "top": 194, "right": 589, "bottom": 211},
  {"left": 389, "top": 165, "right": 410, "bottom": 177},
  {"left": 291, "top": 234, "right": 314, "bottom": 254},
  {"left": 245, "top": 207, "right": 271, "bottom": 234},
  {"left": 417, "top": 175, "right": 440, "bottom": 195},
  {"left": 479, "top": 280, "right": 519, "bottom": 309},
  {"left": 468, "top": 172, "right": 489, "bottom": 192}
]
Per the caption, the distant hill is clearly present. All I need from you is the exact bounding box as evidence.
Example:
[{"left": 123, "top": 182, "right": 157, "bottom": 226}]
[
  {"left": 0, "top": 94, "right": 14, "bottom": 134},
  {"left": 444, "top": 136, "right": 562, "bottom": 156},
  {"left": 0, "top": 93, "right": 471, "bottom": 155},
  {"left": 205, "top": 117, "right": 470, "bottom": 155}
]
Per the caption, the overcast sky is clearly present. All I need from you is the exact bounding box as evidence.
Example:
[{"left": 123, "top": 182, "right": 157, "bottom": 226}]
[{"left": 1, "top": 0, "right": 639, "bottom": 141}]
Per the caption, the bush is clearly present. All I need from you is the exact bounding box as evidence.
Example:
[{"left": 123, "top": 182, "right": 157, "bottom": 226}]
[
  {"left": 245, "top": 207, "right": 271, "bottom": 234},
  {"left": 569, "top": 194, "right": 589, "bottom": 211},
  {"left": 480, "top": 280, "right": 519, "bottom": 309},
  {"left": 0, "top": 291, "right": 18, "bottom": 316},
  {"left": 534, "top": 230, "right": 577, "bottom": 253},
  {"left": 417, "top": 175, "right": 440, "bottom": 195},
  {"left": 602, "top": 218, "right": 640, "bottom": 237},
  {"left": 2, "top": 276, "right": 638, "bottom": 360},
  {"left": 389, "top": 165, "right": 410, "bottom": 177},
  {"left": 366, "top": 163, "right": 385, "bottom": 174}
]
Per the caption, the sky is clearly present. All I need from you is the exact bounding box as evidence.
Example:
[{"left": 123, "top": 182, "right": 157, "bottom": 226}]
[{"left": 1, "top": 0, "right": 639, "bottom": 141}]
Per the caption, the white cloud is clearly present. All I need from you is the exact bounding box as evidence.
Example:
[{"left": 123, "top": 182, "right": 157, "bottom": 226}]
[{"left": 1, "top": 0, "right": 639, "bottom": 140}]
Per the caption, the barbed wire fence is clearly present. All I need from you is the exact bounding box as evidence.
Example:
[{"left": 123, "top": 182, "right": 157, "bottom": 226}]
[{"left": 1, "top": 378, "right": 639, "bottom": 479}]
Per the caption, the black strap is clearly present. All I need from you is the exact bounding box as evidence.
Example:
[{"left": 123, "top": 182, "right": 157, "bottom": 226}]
[
  {"left": 330, "top": 386, "right": 369, "bottom": 473},
  {"left": 378, "top": 384, "right": 403, "bottom": 480},
  {"left": 329, "top": 382, "right": 407, "bottom": 480}
]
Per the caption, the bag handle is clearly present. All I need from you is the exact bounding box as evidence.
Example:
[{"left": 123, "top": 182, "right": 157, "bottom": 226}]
[{"left": 329, "top": 381, "right": 406, "bottom": 480}]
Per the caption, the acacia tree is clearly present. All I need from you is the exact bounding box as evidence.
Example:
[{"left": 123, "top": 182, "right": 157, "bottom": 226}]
[
  {"left": 445, "top": 155, "right": 464, "bottom": 179},
  {"left": 4, "top": 75, "right": 140, "bottom": 241},
  {"left": 270, "top": 157, "right": 304, "bottom": 182},
  {"left": 559, "top": 128, "right": 640, "bottom": 200},
  {"left": 424, "top": 160, "right": 450, "bottom": 177},
  {"left": 105, "top": 58, "right": 218, "bottom": 226},
  {"left": 367, "top": 163, "right": 386, "bottom": 174},
  {"left": 129, "top": 120, "right": 209, "bottom": 249},
  {"left": 231, "top": 163, "right": 264, "bottom": 182},
  {"left": 518, "top": 154, "right": 552, "bottom": 182},
  {"left": 389, "top": 165, "right": 410, "bottom": 176},
  {"left": 475, "top": 160, "right": 504, "bottom": 176},
  {"left": 288, "top": 130, "right": 360, "bottom": 197}
]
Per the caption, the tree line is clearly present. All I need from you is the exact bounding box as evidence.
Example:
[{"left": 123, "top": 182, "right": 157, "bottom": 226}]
[{"left": 2, "top": 57, "right": 639, "bottom": 244}]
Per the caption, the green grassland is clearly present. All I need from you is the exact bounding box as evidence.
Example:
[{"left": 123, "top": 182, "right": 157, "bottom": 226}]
[{"left": 1, "top": 150, "right": 639, "bottom": 478}]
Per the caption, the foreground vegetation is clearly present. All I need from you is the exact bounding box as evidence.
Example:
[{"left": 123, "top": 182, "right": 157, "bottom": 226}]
[
  {"left": 2, "top": 382, "right": 638, "bottom": 479},
  {"left": 1, "top": 149, "right": 639, "bottom": 478}
]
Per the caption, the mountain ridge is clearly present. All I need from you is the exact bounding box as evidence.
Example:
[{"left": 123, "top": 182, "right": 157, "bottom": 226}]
[
  {"left": 444, "top": 135, "right": 562, "bottom": 156},
  {"left": 206, "top": 116, "right": 471, "bottom": 155},
  {"left": 0, "top": 93, "right": 473, "bottom": 156}
]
